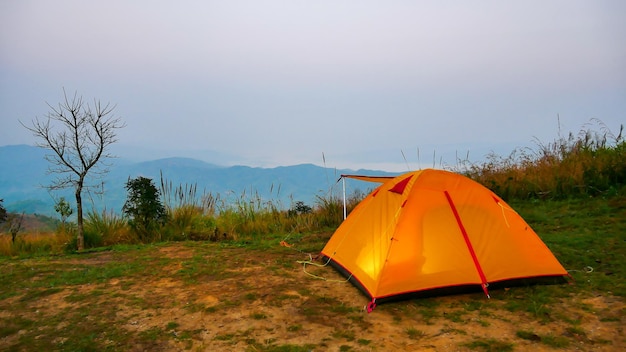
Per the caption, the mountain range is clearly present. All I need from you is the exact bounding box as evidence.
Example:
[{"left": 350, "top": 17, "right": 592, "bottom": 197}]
[{"left": 0, "top": 145, "right": 399, "bottom": 216}]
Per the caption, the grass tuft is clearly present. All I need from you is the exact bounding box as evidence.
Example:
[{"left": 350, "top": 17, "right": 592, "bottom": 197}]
[{"left": 462, "top": 338, "right": 514, "bottom": 352}]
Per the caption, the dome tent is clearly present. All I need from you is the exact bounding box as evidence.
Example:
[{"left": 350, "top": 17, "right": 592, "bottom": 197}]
[{"left": 321, "top": 169, "right": 568, "bottom": 311}]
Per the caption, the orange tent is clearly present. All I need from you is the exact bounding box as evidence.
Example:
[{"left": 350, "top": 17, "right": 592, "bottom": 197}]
[{"left": 321, "top": 169, "right": 568, "bottom": 310}]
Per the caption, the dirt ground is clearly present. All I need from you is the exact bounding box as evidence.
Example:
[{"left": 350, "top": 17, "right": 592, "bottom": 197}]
[{"left": 3, "top": 242, "right": 625, "bottom": 351}]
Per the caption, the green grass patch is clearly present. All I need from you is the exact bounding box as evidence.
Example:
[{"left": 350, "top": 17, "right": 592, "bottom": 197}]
[
  {"left": 540, "top": 334, "right": 571, "bottom": 348},
  {"left": 254, "top": 344, "right": 318, "bottom": 352},
  {"left": 443, "top": 310, "right": 466, "bottom": 323},
  {"left": 244, "top": 292, "right": 258, "bottom": 300},
  {"left": 405, "top": 327, "right": 426, "bottom": 340},
  {"left": 64, "top": 289, "right": 106, "bottom": 303},
  {"left": 332, "top": 329, "right": 356, "bottom": 341},
  {"left": 250, "top": 312, "right": 268, "bottom": 320},
  {"left": 165, "top": 321, "right": 180, "bottom": 330},
  {"left": 513, "top": 197, "right": 626, "bottom": 297},
  {"left": 462, "top": 338, "right": 514, "bottom": 352},
  {"left": 516, "top": 330, "right": 541, "bottom": 341},
  {"left": 286, "top": 324, "right": 302, "bottom": 332},
  {"left": 357, "top": 338, "right": 371, "bottom": 345},
  {"left": 516, "top": 329, "right": 573, "bottom": 348},
  {"left": 0, "top": 316, "right": 35, "bottom": 337},
  {"left": 139, "top": 326, "right": 164, "bottom": 341}
]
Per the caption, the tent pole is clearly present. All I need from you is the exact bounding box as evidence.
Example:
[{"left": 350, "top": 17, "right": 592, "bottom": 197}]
[
  {"left": 342, "top": 177, "right": 347, "bottom": 219},
  {"left": 444, "top": 190, "right": 490, "bottom": 298}
]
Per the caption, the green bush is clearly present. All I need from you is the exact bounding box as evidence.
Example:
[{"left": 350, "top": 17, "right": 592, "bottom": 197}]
[{"left": 123, "top": 176, "right": 168, "bottom": 243}]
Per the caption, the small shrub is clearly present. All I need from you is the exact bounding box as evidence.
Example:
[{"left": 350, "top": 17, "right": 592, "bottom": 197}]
[{"left": 123, "top": 176, "right": 167, "bottom": 243}]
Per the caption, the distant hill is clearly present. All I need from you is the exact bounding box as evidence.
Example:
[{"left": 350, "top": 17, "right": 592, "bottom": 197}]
[
  {"left": 0, "top": 213, "right": 60, "bottom": 233},
  {"left": 0, "top": 145, "right": 399, "bottom": 216}
]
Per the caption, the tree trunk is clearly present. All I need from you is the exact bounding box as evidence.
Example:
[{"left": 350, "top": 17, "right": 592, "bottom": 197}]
[{"left": 75, "top": 180, "right": 84, "bottom": 251}]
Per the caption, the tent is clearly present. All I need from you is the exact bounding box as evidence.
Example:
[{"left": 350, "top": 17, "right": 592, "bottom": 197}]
[{"left": 321, "top": 169, "right": 568, "bottom": 311}]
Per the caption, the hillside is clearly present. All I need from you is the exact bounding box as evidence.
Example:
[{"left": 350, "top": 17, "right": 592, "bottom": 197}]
[
  {"left": 1, "top": 194, "right": 624, "bottom": 351},
  {"left": 0, "top": 145, "right": 398, "bottom": 216}
]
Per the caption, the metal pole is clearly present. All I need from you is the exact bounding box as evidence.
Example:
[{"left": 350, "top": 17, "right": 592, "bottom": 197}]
[{"left": 342, "top": 176, "right": 347, "bottom": 219}]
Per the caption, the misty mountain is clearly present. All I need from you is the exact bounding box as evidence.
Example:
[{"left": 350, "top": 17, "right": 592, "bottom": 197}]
[{"left": 0, "top": 145, "right": 398, "bottom": 216}]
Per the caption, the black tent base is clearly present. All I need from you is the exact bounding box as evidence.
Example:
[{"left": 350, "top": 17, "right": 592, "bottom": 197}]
[
  {"left": 374, "top": 275, "right": 569, "bottom": 305},
  {"left": 322, "top": 255, "right": 569, "bottom": 306}
]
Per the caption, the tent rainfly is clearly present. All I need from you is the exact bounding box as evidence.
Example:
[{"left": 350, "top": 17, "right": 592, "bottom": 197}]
[{"left": 321, "top": 169, "right": 569, "bottom": 312}]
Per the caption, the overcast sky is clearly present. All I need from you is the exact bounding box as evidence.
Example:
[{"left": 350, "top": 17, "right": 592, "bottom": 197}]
[{"left": 1, "top": 1, "right": 624, "bottom": 172}]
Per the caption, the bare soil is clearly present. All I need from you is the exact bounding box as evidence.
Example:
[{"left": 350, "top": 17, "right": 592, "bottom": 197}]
[{"left": 2, "top": 242, "right": 625, "bottom": 351}]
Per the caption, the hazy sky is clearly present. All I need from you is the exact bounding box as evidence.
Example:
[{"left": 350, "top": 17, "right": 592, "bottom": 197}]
[{"left": 1, "top": 1, "right": 624, "bottom": 172}]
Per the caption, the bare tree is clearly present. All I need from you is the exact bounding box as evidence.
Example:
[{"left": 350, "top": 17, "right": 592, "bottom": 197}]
[
  {"left": 7, "top": 212, "right": 25, "bottom": 244},
  {"left": 0, "top": 199, "right": 7, "bottom": 224},
  {"left": 22, "top": 89, "right": 125, "bottom": 251}
]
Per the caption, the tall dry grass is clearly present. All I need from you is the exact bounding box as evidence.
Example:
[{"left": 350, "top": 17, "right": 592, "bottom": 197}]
[
  {"left": 456, "top": 120, "right": 625, "bottom": 200},
  {"left": 27, "top": 184, "right": 354, "bottom": 252},
  {"left": 157, "top": 171, "right": 351, "bottom": 241},
  {"left": 84, "top": 210, "right": 134, "bottom": 246},
  {"left": 0, "top": 231, "right": 70, "bottom": 256}
]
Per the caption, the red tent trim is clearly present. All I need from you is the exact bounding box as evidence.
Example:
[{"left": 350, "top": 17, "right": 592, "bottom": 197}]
[
  {"left": 444, "top": 190, "right": 490, "bottom": 298},
  {"left": 389, "top": 175, "right": 413, "bottom": 194}
]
